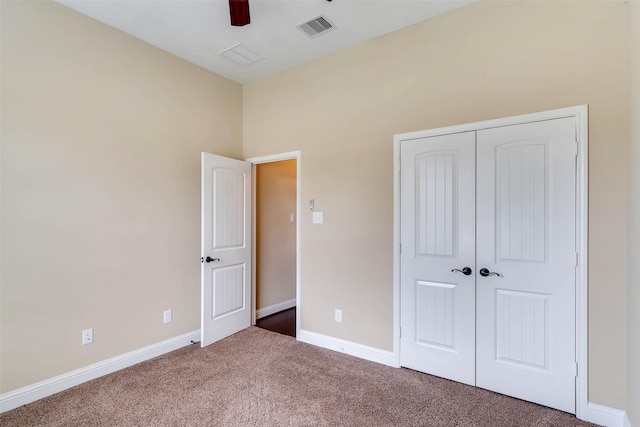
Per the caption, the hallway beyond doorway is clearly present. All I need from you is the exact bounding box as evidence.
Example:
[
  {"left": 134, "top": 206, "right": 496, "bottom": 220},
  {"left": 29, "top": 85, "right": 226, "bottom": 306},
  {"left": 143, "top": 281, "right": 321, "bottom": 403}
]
[{"left": 256, "top": 308, "right": 296, "bottom": 337}]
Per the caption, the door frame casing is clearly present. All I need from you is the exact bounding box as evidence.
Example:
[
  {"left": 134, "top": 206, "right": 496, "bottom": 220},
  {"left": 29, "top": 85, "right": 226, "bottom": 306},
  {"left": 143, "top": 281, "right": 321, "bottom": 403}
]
[
  {"left": 245, "top": 151, "right": 302, "bottom": 339},
  {"left": 392, "top": 106, "right": 588, "bottom": 419}
]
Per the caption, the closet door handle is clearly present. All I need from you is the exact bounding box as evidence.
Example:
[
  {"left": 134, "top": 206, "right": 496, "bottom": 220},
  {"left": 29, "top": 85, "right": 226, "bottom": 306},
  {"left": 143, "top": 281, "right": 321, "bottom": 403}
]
[
  {"left": 201, "top": 256, "right": 220, "bottom": 263},
  {"left": 479, "top": 268, "right": 502, "bottom": 277},
  {"left": 451, "top": 267, "right": 472, "bottom": 276}
]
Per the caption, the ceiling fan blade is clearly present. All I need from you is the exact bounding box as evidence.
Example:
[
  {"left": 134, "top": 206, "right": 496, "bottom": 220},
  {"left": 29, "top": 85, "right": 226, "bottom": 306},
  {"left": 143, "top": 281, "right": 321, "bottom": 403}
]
[{"left": 229, "top": 0, "right": 250, "bottom": 27}]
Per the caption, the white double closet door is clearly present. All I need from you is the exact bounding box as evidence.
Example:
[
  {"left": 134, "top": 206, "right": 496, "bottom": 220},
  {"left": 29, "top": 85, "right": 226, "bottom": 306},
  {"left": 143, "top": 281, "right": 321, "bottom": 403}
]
[{"left": 400, "top": 118, "right": 577, "bottom": 413}]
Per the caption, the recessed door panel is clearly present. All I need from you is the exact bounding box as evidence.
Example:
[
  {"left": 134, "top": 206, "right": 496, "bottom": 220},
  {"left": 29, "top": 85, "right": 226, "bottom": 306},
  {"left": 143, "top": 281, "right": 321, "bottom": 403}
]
[
  {"left": 211, "top": 264, "right": 245, "bottom": 319},
  {"left": 415, "top": 280, "right": 455, "bottom": 349},
  {"left": 416, "top": 153, "right": 456, "bottom": 258},
  {"left": 496, "top": 289, "right": 549, "bottom": 368},
  {"left": 212, "top": 169, "right": 245, "bottom": 251},
  {"left": 496, "top": 144, "right": 546, "bottom": 263}
]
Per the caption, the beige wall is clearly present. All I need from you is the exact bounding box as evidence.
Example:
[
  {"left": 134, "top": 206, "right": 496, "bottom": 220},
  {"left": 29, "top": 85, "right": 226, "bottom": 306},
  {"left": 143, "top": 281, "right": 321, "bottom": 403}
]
[
  {"left": 256, "top": 160, "right": 297, "bottom": 311},
  {"left": 244, "top": 0, "right": 630, "bottom": 409},
  {"left": 627, "top": 1, "right": 640, "bottom": 425},
  {"left": 0, "top": 1, "right": 242, "bottom": 392}
]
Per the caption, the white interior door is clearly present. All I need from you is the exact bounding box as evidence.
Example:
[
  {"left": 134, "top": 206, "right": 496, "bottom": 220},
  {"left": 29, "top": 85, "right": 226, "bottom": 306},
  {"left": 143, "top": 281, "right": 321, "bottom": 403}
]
[
  {"left": 475, "top": 118, "right": 577, "bottom": 413},
  {"left": 399, "top": 116, "right": 577, "bottom": 413},
  {"left": 201, "top": 152, "right": 252, "bottom": 347},
  {"left": 400, "top": 131, "right": 476, "bottom": 385}
]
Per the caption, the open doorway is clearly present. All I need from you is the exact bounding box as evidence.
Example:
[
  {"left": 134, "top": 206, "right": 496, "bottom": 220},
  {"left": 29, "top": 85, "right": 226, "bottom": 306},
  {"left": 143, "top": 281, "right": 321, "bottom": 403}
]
[{"left": 248, "top": 152, "right": 300, "bottom": 338}]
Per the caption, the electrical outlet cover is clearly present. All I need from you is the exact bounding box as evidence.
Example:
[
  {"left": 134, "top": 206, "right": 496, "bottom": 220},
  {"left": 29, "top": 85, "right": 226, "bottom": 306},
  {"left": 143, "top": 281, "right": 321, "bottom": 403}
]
[{"left": 82, "top": 328, "right": 93, "bottom": 345}]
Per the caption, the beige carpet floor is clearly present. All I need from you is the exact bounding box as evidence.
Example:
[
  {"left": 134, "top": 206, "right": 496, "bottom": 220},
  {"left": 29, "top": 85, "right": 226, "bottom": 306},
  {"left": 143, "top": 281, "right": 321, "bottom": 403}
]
[{"left": 1, "top": 327, "right": 599, "bottom": 426}]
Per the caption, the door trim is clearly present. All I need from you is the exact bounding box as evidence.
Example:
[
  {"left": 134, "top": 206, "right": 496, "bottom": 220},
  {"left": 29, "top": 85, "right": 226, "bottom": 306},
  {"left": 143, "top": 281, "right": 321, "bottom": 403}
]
[
  {"left": 392, "top": 106, "right": 588, "bottom": 419},
  {"left": 246, "top": 151, "right": 302, "bottom": 339}
]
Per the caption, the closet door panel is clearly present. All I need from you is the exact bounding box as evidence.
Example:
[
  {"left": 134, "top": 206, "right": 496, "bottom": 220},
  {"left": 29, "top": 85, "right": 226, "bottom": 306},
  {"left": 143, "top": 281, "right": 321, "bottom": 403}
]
[
  {"left": 400, "top": 131, "right": 476, "bottom": 385},
  {"left": 475, "top": 118, "right": 577, "bottom": 414}
]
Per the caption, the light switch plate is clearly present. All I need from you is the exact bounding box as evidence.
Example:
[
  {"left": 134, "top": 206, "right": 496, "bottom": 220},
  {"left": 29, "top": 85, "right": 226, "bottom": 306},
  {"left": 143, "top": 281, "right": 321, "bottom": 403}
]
[{"left": 312, "top": 211, "right": 323, "bottom": 224}]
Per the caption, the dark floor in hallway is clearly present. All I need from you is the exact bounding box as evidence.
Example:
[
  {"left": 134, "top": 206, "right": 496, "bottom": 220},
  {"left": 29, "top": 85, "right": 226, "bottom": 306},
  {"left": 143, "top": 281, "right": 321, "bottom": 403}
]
[{"left": 256, "top": 307, "right": 296, "bottom": 337}]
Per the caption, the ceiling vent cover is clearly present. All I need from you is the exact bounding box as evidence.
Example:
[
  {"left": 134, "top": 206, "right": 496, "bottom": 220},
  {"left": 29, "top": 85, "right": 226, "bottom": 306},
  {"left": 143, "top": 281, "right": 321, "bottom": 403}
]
[
  {"left": 219, "top": 44, "right": 264, "bottom": 66},
  {"left": 297, "top": 15, "right": 335, "bottom": 38}
]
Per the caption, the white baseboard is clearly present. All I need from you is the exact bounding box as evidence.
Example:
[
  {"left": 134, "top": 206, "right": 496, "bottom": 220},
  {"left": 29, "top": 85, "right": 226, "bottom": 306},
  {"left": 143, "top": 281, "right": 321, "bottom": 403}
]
[
  {"left": 587, "top": 402, "right": 630, "bottom": 427},
  {"left": 0, "top": 330, "right": 200, "bottom": 414},
  {"left": 297, "top": 329, "right": 399, "bottom": 368},
  {"left": 256, "top": 298, "right": 296, "bottom": 320}
]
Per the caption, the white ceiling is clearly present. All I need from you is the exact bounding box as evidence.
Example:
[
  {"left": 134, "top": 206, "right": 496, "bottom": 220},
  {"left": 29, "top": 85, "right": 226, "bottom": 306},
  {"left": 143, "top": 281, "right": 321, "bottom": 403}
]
[{"left": 56, "top": 0, "right": 473, "bottom": 84}]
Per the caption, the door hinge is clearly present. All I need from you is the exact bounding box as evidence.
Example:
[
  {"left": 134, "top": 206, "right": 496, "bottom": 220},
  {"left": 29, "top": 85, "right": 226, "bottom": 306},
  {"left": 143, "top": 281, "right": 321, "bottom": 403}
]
[
  {"left": 574, "top": 141, "right": 579, "bottom": 157},
  {"left": 398, "top": 326, "right": 402, "bottom": 338},
  {"left": 399, "top": 243, "right": 402, "bottom": 255},
  {"left": 573, "top": 362, "right": 578, "bottom": 377},
  {"left": 575, "top": 252, "right": 579, "bottom": 267}
]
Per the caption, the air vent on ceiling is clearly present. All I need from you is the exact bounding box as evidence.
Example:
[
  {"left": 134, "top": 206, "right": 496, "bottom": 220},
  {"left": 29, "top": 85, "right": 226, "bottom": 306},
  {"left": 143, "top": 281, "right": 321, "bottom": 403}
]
[
  {"left": 297, "top": 15, "right": 335, "bottom": 38},
  {"left": 220, "top": 44, "right": 264, "bottom": 66}
]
